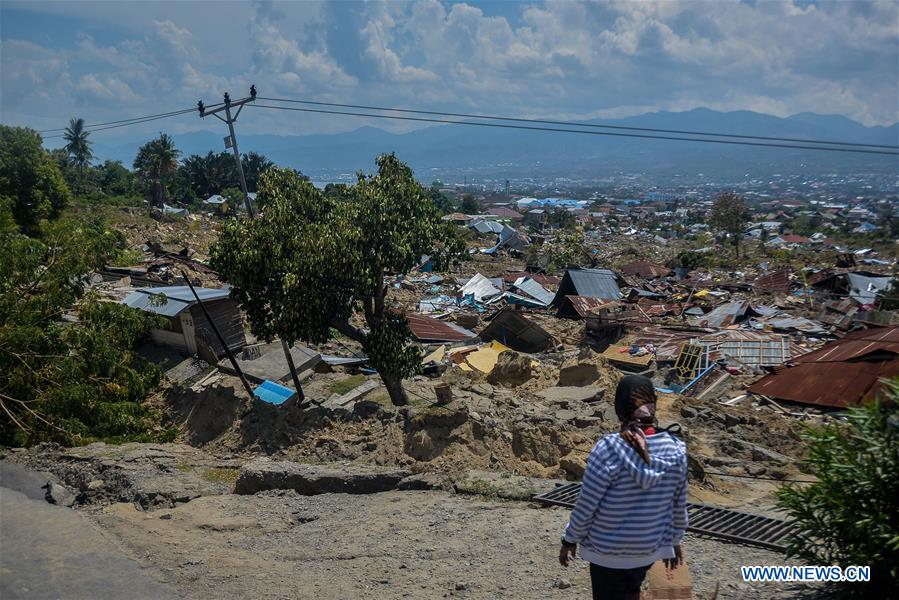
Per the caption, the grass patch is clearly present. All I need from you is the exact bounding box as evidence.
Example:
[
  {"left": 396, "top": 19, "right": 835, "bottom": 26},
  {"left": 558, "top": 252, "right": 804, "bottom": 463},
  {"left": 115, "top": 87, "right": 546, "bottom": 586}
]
[
  {"left": 328, "top": 374, "right": 367, "bottom": 396},
  {"left": 201, "top": 467, "right": 240, "bottom": 485},
  {"left": 175, "top": 462, "right": 194, "bottom": 473}
]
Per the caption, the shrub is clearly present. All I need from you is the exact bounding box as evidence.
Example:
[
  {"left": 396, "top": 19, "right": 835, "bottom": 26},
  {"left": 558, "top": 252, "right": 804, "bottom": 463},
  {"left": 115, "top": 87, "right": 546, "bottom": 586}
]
[{"left": 778, "top": 381, "right": 899, "bottom": 597}]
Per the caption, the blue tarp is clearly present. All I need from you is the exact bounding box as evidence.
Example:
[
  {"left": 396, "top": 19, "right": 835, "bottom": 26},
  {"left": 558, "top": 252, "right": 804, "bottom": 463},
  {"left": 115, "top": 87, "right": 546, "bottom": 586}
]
[{"left": 253, "top": 380, "right": 296, "bottom": 405}]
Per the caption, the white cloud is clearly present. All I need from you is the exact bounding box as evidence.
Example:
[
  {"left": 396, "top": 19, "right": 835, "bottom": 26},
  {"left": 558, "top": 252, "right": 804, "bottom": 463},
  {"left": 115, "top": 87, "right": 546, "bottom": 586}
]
[{"left": 0, "top": 0, "right": 896, "bottom": 137}]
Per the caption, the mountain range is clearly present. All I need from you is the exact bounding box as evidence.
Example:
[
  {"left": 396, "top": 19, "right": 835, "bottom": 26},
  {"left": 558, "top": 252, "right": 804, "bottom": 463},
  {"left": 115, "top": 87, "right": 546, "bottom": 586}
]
[{"left": 88, "top": 108, "right": 898, "bottom": 182}]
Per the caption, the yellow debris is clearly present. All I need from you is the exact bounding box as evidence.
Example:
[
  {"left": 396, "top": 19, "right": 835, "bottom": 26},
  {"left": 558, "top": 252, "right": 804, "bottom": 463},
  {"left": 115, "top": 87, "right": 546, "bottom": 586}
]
[{"left": 463, "top": 341, "right": 510, "bottom": 373}]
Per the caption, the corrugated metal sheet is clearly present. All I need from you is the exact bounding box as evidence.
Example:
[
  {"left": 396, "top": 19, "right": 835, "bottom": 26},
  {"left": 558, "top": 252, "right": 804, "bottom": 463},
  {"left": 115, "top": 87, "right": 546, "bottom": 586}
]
[
  {"left": 846, "top": 273, "right": 893, "bottom": 305},
  {"left": 122, "top": 286, "right": 231, "bottom": 317},
  {"left": 552, "top": 268, "right": 621, "bottom": 310},
  {"left": 406, "top": 313, "right": 477, "bottom": 343},
  {"left": 620, "top": 261, "right": 672, "bottom": 278},
  {"left": 689, "top": 301, "right": 750, "bottom": 328},
  {"left": 747, "top": 326, "right": 899, "bottom": 408},
  {"left": 510, "top": 277, "right": 554, "bottom": 306},
  {"left": 459, "top": 273, "right": 502, "bottom": 302},
  {"left": 699, "top": 331, "right": 800, "bottom": 366},
  {"left": 753, "top": 269, "right": 791, "bottom": 294},
  {"left": 566, "top": 296, "right": 618, "bottom": 318}
]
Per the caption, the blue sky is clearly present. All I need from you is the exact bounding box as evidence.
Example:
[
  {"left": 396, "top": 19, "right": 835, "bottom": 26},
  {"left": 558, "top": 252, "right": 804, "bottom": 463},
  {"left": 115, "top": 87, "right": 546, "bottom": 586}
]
[{"left": 2, "top": 0, "right": 897, "bottom": 142}]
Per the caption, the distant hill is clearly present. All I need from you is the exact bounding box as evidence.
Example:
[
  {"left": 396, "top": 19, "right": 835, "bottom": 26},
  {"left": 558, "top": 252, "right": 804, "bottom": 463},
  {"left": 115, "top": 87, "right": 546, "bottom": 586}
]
[{"left": 87, "top": 108, "right": 898, "bottom": 181}]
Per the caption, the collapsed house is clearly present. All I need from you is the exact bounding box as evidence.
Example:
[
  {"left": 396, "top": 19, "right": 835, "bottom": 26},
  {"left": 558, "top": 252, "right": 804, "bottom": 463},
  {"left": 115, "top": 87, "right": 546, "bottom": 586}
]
[
  {"left": 122, "top": 286, "right": 246, "bottom": 358},
  {"left": 748, "top": 326, "right": 899, "bottom": 408},
  {"left": 552, "top": 268, "right": 623, "bottom": 319}
]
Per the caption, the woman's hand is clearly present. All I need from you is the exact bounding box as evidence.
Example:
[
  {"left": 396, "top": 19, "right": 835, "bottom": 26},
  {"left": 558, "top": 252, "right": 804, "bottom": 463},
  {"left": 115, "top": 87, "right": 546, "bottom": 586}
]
[
  {"left": 559, "top": 543, "right": 577, "bottom": 567},
  {"left": 663, "top": 544, "right": 684, "bottom": 570}
]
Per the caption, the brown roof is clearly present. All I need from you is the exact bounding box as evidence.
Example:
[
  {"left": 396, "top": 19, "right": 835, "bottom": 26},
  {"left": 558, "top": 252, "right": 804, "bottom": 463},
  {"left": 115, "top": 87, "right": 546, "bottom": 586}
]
[
  {"left": 405, "top": 313, "right": 477, "bottom": 343},
  {"left": 566, "top": 295, "right": 619, "bottom": 318},
  {"left": 620, "top": 261, "right": 672, "bottom": 279},
  {"left": 747, "top": 327, "right": 899, "bottom": 408},
  {"left": 487, "top": 206, "right": 523, "bottom": 220},
  {"left": 753, "top": 269, "right": 791, "bottom": 294}
]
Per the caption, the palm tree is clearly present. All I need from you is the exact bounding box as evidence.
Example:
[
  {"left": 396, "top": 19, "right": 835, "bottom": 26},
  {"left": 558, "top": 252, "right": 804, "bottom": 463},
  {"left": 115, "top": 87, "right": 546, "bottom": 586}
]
[
  {"left": 241, "top": 151, "right": 274, "bottom": 192},
  {"left": 133, "top": 134, "right": 181, "bottom": 207},
  {"left": 63, "top": 118, "right": 93, "bottom": 188}
]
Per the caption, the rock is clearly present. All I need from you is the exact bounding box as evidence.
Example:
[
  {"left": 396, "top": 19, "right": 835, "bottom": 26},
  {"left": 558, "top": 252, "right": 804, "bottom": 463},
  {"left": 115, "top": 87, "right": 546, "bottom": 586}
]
[
  {"left": 559, "top": 454, "right": 586, "bottom": 479},
  {"left": 455, "top": 582, "right": 468, "bottom": 591},
  {"left": 723, "top": 413, "right": 744, "bottom": 428},
  {"left": 744, "top": 464, "right": 767, "bottom": 477},
  {"left": 555, "top": 409, "right": 577, "bottom": 423},
  {"left": 538, "top": 386, "right": 605, "bottom": 403},
  {"left": 705, "top": 456, "right": 742, "bottom": 467},
  {"left": 687, "top": 455, "right": 705, "bottom": 481},
  {"left": 86, "top": 479, "right": 106, "bottom": 491},
  {"left": 573, "top": 416, "right": 601, "bottom": 429},
  {"left": 234, "top": 458, "right": 410, "bottom": 495},
  {"left": 41, "top": 481, "right": 75, "bottom": 507},
  {"left": 454, "top": 470, "right": 565, "bottom": 501},
  {"left": 554, "top": 578, "right": 572, "bottom": 590},
  {"left": 750, "top": 446, "right": 790, "bottom": 465},
  {"left": 487, "top": 352, "right": 533, "bottom": 387},
  {"left": 470, "top": 383, "right": 494, "bottom": 398},
  {"left": 680, "top": 406, "right": 698, "bottom": 419}
]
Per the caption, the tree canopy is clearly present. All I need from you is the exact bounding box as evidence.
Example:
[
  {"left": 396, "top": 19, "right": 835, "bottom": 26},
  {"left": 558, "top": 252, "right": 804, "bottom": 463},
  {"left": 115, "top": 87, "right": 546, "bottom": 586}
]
[
  {"left": 133, "top": 133, "right": 180, "bottom": 206},
  {"left": 708, "top": 192, "right": 749, "bottom": 255},
  {"left": 63, "top": 117, "right": 94, "bottom": 176},
  {"left": 211, "top": 154, "right": 465, "bottom": 405},
  {"left": 0, "top": 125, "right": 71, "bottom": 234},
  {"left": 0, "top": 198, "right": 167, "bottom": 445}
]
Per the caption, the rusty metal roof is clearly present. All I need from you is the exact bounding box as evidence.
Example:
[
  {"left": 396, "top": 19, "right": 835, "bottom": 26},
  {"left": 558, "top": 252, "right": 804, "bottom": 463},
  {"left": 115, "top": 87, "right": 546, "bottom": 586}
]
[
  {"left": 565, "top": 296, "right": 619, "bottom": 318},
  {"left": 620, "top": 261, "right": 672, "bottom": 279},
  {"left": 747, "top": 326, "right": 899, "bottom": 408},
  {"left": 406, "top": 313, "right": 478, "bottom": 343},
  {"left": 753, "top": 269, "right": 791, "bottom": 294}
]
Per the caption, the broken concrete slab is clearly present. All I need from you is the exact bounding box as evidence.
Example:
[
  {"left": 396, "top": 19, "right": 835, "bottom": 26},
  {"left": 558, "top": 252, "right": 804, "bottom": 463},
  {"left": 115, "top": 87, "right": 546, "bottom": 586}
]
[
  {"left": 537, "top": 385, "right": 605, "bottom": 403},
  {"left": 321, "top": 379, "right": 378, "bottom": 411},
  {"left": 218, "top": 341, "right": 320, "bottom": 384},
  {"left": 234, "top": 458, "right": 410, "bottom": 495},
  {"left": 454, "top": 470, "right": 567, "bottom": 501}
]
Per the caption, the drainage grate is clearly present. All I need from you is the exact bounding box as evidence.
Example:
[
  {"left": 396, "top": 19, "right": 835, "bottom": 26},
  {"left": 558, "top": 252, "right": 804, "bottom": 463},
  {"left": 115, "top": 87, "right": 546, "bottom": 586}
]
[{"left": 533, "top": 484, "right": 795, "bottom": 552}]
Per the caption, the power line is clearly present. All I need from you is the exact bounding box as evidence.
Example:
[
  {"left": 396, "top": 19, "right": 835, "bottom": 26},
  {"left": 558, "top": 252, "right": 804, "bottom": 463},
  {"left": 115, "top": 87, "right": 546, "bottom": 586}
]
[
  {"left": 39, "top": 107, "right": 201, "bottom": 134},
  {"left": 258, "top": 96, "right": 899, "bottom": 151},
  {"left": 250, "top": 103, "right": 899, "bottom": 156}
]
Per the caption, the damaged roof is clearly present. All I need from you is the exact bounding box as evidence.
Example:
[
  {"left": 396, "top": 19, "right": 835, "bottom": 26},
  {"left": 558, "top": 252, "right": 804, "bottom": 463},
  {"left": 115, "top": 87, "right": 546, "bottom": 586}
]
[
  {"left": 753, "top": 269, "right": 791, "bottom": 294},
  {"left": 406, "top": 313, "right": 478, "bottom": 343},
  {"left": 747, "top": 326, "right": 899, "bottom": 408},
  {"left": 552, "top": 268, "right": 622, "bottom": 305},
  {"left": 479, "top": 308, "right": 554, "bottom": 354},
  {"left": 122, "top": 285, "right": 232, "bottom": 317}
]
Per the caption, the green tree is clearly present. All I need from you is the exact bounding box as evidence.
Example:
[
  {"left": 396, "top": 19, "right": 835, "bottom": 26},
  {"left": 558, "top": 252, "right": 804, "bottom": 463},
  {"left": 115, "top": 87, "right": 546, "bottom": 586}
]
[
  {"left": 541, "top": 229, "right": 588, "bottom": 273},
  {"left": 708, "top": 192, "right": 748, "bottom": 256},
  {"left": 778, "top": 384, "right": 899, "bottom": 597},
  {"left": 460, "top": 193, "right": 480, "bottom": 215},
  {"left": 211, "top": 154, "right": 465, "bottom": 405},
  {"left": 0, "top": 199, "right": 165, "bottom": 445},
  {"left": 0, "top": 125, "right": 71, "bottom": 234},
  {"left": 96, "top": 160, "right": 138, "bottom": 197},
  {"left": 63, "top": 118, "right": 94, "bottom": 180},
  {"left": 547, "top": 207, "right": 576, "bottom": 230},
  {"left": 241, "top": 151, "right": 275, "bottom": 193},
  {"left": 134, "top": 134, "right": 180, "bottom": 207}
]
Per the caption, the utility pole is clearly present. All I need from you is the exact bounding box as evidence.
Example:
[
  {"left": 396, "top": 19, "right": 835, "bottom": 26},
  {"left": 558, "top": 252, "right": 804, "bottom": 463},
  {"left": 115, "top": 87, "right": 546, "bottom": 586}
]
[
  {"left": 198, "top": 85, "right": 305, "bottom": 402},
  {"left": 198, "top": 86, "right": 257, "bottom": 218}
]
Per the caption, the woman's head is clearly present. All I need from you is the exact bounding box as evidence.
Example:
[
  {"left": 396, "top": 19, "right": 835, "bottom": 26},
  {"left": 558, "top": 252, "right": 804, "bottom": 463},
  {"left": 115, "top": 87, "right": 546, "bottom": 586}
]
[{"left": 614, "top": 375, "right": 657, "bottom": 427}]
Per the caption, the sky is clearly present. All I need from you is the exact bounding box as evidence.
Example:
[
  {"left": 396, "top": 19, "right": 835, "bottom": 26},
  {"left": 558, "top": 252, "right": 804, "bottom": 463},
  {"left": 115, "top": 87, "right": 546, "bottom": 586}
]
[{"left": 1, "top": 0, "right": 897, "bottom": 143}]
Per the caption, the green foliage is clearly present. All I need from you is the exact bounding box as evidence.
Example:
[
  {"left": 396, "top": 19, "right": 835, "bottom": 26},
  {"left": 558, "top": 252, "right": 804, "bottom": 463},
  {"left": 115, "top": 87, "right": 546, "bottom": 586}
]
[
  {"left": 211, "top": 154, "right": 465, "bottom": 405},
  {"left": 547, "top": 208, "right": 576, "bottom": 230},
  {"left": 538, "top": 229, "right": 588, "bottom": 273},
  {"left": 0, "top": 200, "right": 165, "bottom": 445},
  {"left": 328, "top": 374, "right": 368, "bottom": 396},
  {"left": 778, "top": 385, "right": 899, "bottom": 597},
  {"left": 708, "top": 192, "right": 749, "bottom": 255},
  {"left": 428, "top": 185, "right": 455, "bottom": 215},
  {"left": 0, "top": 125, "right": 71, "bottom": 233},
  {"left": 460, "top": 193, "right": 480, "bottom": 215},
  {"left": 133, "top": 134, "right": 181, "bottom": 207},
  {"left": 63, "top": 118, "right": 94, "bottom": 178}
]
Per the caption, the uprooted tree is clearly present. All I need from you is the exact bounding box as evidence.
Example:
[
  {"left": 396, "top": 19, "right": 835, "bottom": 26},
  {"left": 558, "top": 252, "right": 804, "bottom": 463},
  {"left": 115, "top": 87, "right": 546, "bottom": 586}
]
[{"left": 211, "top": 154, "right": 465, "bottom": 406}]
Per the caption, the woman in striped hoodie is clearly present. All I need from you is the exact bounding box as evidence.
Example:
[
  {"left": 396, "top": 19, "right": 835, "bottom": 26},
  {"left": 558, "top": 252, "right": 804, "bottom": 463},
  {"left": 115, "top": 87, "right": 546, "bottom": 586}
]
[{"left": 559, "top": 375, "right": 688, "bottom": 600}]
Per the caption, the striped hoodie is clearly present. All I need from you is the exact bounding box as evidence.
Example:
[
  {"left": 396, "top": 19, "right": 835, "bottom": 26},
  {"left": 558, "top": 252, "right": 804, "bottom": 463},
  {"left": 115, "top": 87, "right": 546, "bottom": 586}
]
[{"left": 563, "top": 432, "right": 688, "bottom": 569}]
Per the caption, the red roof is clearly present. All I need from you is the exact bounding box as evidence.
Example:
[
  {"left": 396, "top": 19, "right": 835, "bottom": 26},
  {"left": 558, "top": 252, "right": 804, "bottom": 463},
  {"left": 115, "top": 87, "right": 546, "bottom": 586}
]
[
  {"left": 753, "top": 269, "right": 791, "bottom": 294},
  {"left": 747, "top": 327, "right": 899, "bottom": 408},
  {"left": 405, "top": 313, "right": 477, "bottom": 343}
]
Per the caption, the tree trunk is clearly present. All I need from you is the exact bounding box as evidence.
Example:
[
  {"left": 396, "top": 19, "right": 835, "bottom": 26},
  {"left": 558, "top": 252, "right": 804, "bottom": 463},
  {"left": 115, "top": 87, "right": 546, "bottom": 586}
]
[{"left": 382, "top": 374, "right": 408, "bottom": 406}]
